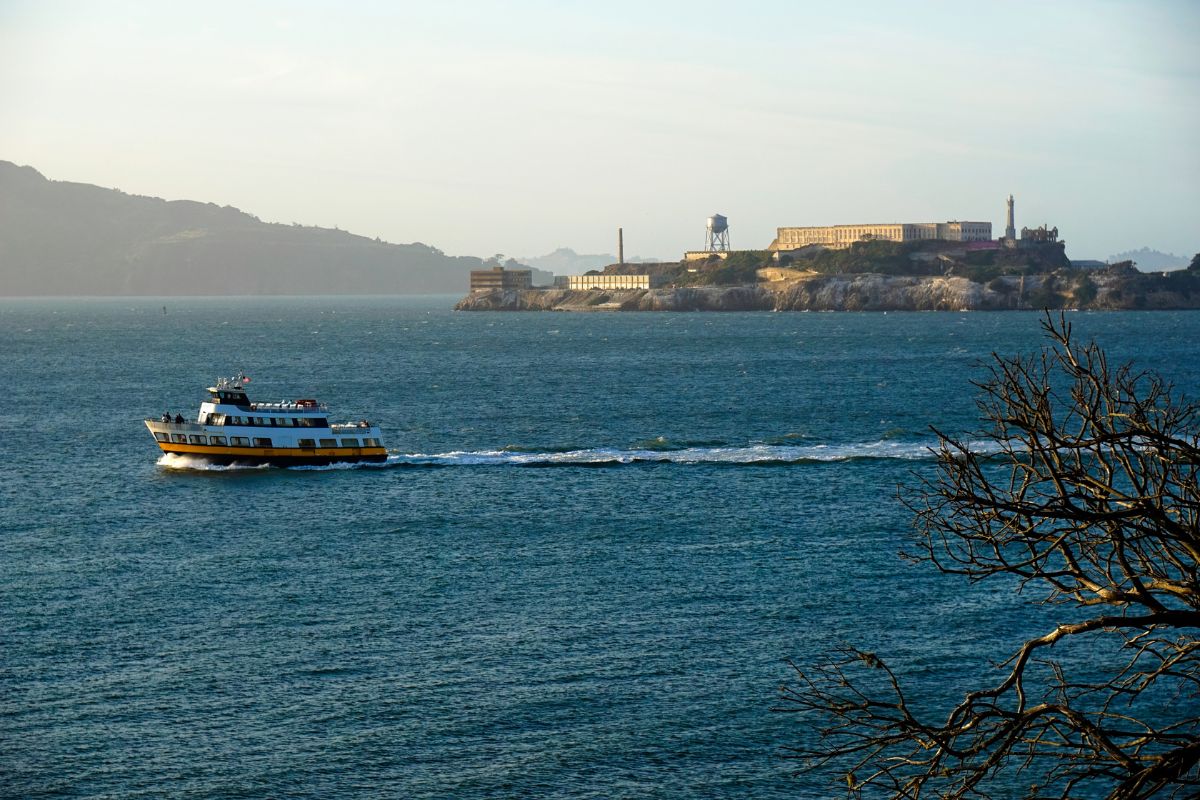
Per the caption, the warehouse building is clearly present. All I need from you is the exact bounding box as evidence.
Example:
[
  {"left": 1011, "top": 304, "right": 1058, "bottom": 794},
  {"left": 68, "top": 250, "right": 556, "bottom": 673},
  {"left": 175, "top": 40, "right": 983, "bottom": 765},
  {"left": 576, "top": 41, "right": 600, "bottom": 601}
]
[
  {"left": 769, "top": 220, "right": 992, "bottom": 252},
  {"left": 562, "top": 274, "right": 665, "bottom": 290},
  {"left": 469, "top": 266, "right": 533, "bottom": 292}
]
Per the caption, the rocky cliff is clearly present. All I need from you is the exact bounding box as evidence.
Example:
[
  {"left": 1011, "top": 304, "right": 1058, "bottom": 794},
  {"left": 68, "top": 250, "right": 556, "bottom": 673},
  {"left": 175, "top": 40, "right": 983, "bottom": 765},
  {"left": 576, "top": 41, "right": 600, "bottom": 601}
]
[{"left": 455, "top": 268, "right": 1200, "bottom": 312}]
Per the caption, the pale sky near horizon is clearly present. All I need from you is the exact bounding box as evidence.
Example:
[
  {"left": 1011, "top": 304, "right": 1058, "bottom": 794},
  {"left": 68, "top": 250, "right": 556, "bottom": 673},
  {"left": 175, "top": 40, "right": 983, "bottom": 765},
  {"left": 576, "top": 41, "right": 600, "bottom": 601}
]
[{"left": 1, "top": 0, "right": 1197, "bottom": 261}]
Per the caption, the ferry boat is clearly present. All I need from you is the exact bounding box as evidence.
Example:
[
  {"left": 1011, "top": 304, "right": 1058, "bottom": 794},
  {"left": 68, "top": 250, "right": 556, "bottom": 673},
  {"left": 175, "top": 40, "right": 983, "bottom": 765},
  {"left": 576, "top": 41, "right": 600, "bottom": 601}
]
[{"left": 145, "top": 374, "right": 388, "bottom": 467}]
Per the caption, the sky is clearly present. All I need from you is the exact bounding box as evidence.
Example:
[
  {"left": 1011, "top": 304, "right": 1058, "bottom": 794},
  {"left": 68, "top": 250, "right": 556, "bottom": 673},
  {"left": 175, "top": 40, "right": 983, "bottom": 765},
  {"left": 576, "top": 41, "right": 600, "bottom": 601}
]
[{"left": 1, "top": 0, "right": 1197, "bottom": 261}]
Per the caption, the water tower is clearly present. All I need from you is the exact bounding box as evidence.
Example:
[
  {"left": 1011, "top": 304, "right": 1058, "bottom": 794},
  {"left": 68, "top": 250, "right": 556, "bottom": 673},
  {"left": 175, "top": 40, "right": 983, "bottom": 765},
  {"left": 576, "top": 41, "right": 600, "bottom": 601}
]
[{"left": 705, "top": 213, "right": 730, "bottom": 252}]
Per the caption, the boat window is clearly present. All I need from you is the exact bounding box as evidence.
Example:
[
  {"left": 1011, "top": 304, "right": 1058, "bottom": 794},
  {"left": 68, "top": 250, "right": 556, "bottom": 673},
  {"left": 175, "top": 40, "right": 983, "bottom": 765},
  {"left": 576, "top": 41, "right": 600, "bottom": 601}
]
[
  {"left": 314, "top": 418, "right": 329, "bottom": 428},
  {"left": 154, "top": 432, "right": 170, "bottom": 442},
  {"left": 189, "top": 435, "right": 208, "bottom": 445},
  {"left": 230, "top": 436, "right": 251, "bottom": 446},
  {"left": 211, "top": 414, "right": 226, "bottom": 425},
  {"left": 253, "top": 437, "right": 272, "bottom": 447},
  {"left": 364, "top": 438, "right": 381, "bottom": 447},
  {"left": 340, "top": 438, "right": 359, "bottom": 448},
  {"left": 209, "top": 436, "right": 227, "bottom": 446},
  {"left": 280, "top": 417, "right": 295, "bottom": 427},
  {"left": 319, "top": 438, "right": 337, "bottom": 448},
  {"left": 172, "top": 434, "right": 188, "bottom": 443},
  {"left": 297, "top": 417, "right": 314, "bottom": 428},
  {"left": 298, "top": 438, "right": 316, "bottom": 448}
]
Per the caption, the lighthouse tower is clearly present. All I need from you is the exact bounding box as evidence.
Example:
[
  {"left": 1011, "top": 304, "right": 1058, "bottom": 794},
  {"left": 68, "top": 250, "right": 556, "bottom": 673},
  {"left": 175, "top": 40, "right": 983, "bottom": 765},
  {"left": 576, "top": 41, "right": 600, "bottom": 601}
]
[{"left": 1005, "top": 195, "right": 1016, "bottom": 240}]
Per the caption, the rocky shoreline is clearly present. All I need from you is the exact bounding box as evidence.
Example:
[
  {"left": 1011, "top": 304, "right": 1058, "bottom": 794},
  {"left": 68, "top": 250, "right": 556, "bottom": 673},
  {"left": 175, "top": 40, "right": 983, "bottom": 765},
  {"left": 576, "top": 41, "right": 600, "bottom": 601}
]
[{"left": 455, "top": 270, "right": 1200, "bottom": 312}]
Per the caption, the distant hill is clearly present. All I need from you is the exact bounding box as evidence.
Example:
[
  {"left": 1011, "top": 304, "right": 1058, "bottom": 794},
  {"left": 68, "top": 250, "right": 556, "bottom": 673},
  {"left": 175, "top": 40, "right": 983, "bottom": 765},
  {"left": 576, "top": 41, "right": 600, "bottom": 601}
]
[
  {"left": 517, "top": 247, "right": 660, "bottom": 276},
  {"left": 0, "top": 161, "right": 485, "bottom": 295},
  {"left": 1108, "top": 247, "right": 1190, "bottom": 271}
]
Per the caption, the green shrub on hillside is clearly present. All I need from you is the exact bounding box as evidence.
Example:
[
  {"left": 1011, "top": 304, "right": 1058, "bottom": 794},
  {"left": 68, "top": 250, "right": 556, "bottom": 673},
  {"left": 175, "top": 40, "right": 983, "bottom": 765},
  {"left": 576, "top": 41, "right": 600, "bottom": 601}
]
[
  {"left": 1025, "top": 275, "right": 1065, "bottom": 309},
  {"left": 793, "top": 240, "right": 930, "bottom": 276},
  {"left": 953, "top": 263, "right": 1004, "bottom": 283},
  {"left": 1073, "top": 275, "right": 1098, "bottom": 306},
  {"left": 679, "top": 250, "right": 770, "bottom": 286}
]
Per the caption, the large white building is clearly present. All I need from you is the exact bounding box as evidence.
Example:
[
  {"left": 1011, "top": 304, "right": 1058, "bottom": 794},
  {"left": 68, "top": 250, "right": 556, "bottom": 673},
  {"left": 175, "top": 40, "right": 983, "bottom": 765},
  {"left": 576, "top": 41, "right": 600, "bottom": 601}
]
[
  {"left": 563, "top": 274, "right": 664, "bottom": 290},
  {"left": 769, "top": 220, "right": 992, "bottom": 252}
]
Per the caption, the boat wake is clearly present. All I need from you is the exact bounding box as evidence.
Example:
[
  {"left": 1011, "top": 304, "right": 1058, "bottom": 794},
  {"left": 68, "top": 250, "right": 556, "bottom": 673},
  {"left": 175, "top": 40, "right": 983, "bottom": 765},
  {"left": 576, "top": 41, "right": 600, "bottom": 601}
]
[
  {"left": 156, "top": 453, "right": 272, "bottom": 471},
  {"left": 316, "top": 439, "right": 989, "bottom": 470},
  {"left": 158, "top": 439, "right": 994, "bottom": 472}
]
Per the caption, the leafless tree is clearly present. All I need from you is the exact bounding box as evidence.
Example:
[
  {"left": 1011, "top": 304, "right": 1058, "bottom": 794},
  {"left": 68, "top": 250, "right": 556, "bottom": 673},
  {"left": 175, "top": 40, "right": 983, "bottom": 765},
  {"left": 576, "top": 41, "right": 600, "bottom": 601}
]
[{"left": 779, "top": 315, "right": 1200, "bottom": 798}]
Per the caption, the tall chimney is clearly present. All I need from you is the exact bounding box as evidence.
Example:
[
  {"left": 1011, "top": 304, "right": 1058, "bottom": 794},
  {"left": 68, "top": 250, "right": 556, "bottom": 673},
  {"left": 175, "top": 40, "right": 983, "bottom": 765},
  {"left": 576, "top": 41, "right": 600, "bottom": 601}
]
[
  {"left": 618, "top": 227, "right": 624, "bottom": 265},
  {"left": 1005, "top": 195, "right": 1016, "bottom": 240}
]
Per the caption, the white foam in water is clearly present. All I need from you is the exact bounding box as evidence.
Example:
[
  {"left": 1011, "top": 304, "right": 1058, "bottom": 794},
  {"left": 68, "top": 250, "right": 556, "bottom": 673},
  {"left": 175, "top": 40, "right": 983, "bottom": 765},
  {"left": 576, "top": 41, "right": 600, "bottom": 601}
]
[
  {"left": 156, "top": 453, "right": 270, "bottom": 471},
  {"left": 389, "top": 439, "right": 953, "bottom": 468},
  {"left": 159, "top": 439, "right": 1001, "bottom": 472}
]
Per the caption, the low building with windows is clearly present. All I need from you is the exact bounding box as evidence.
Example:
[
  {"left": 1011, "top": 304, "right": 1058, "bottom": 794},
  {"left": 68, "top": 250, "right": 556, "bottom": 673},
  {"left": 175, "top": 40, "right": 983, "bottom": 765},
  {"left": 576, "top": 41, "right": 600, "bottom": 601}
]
[
  {"left": 469, "top": 266, "right": 533, "bottom": 292},
  {"left": 565, "top": 274, "right": 665, "bottom": 290},
  {"left": 770, "top": 220, "right": 993, "bottom": 252}
]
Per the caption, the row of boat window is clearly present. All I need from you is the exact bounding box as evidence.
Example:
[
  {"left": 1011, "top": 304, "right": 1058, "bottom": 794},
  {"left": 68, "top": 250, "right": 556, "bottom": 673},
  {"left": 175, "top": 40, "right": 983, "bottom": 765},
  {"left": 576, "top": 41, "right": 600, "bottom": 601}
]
[
  {"left": 156, "top": 432, "right": 381, "bottom": 448},
  {"left": 215, "top": 414, "right": 328, "bottom": 428}
]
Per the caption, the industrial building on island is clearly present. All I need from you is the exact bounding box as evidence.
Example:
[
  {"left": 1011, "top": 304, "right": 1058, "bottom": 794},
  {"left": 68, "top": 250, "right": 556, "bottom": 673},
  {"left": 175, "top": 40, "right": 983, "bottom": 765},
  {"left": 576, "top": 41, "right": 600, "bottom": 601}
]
[
  {"left": 557, "top": 274, "right": 665, "bottom": 291},
  {"left": 768, "top": 220, "right": 993, "bottom": 253},
  {"left": 469, "top": 265, "right": 533, "bottom": 292}
]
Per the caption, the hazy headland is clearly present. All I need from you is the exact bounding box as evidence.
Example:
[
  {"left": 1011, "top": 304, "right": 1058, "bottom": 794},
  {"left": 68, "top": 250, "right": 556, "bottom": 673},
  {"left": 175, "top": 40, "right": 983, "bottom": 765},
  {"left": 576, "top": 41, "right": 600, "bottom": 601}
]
[{"left": 0, "top": 161, "right": 484, "bottom": 296}]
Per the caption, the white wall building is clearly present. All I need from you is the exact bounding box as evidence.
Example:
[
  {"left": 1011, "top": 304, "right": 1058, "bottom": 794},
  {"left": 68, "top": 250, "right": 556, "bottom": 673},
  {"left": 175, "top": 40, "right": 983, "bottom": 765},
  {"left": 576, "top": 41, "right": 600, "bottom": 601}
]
[
  {"left": 565, "top": 274, "right": 663, "bottom": 290},
  {"left": 770, "top": 220, "right": 992, "bottom": 252}
]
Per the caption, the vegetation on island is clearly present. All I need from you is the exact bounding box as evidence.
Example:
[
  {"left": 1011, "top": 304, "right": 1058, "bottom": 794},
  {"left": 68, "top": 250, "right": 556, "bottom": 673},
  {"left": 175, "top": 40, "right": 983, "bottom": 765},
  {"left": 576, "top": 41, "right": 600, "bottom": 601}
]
[
  {"left": 677, "top": 251, "right": 772, "bottom": 287},
  {"left": 583, "top": 243, "right": 1200, "bottom": 311},
  {"left": 773, "top": 238, "right": 1072, "bottom": 280},
  {"left": 609, "top": 240, "right": 1082, "bottom": 289},
  {"left": 779, "top": 316, "right": 1200, "bottom": 798}
]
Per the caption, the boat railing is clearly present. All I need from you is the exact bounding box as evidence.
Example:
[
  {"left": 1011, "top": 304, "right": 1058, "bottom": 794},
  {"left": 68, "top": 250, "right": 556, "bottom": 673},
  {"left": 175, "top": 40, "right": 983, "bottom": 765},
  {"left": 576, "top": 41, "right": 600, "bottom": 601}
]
[
  {"left": 146, "top": 419, "right": 205, "bottom": 432},
  {"left": 331, "top": 423, "right": 375, "bottom": 433},
  {"left": 252, "top": 401, "right": 329, "bottom": 412}
]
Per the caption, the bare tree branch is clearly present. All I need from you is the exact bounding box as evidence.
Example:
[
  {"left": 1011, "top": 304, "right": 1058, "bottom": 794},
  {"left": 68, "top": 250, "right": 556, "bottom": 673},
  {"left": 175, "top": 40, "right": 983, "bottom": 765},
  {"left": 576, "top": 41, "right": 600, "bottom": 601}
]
[{"left": 780, "top": 314, "right": 1200, "bottom": 799}]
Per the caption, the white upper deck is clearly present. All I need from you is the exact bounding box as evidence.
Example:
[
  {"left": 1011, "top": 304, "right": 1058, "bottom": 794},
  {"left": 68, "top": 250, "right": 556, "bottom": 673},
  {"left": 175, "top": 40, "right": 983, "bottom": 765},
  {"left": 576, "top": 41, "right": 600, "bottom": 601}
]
[{"left": 205, "top": 373, "right": 329, "bottom": 414}]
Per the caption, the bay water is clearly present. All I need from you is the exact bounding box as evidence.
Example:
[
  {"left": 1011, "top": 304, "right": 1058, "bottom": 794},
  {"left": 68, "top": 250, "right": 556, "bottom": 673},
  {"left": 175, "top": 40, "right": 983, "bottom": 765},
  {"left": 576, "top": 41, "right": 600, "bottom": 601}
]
[{"left": 3, "top": 298, "right": 1198, "bottom": 798}]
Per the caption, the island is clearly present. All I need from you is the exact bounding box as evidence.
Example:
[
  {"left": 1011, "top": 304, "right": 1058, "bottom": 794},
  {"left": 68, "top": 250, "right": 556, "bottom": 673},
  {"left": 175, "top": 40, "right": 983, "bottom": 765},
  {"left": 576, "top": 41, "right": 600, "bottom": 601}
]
[{"left": 456, "top": 241, "right": 1200, "bottom": 312}]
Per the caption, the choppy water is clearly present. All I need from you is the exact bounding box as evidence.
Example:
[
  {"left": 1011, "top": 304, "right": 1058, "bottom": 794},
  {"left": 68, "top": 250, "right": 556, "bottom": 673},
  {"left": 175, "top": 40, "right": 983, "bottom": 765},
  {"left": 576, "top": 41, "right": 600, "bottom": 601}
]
[{"left": 3, "top": 298, "right": 1198, "bottom": 798}]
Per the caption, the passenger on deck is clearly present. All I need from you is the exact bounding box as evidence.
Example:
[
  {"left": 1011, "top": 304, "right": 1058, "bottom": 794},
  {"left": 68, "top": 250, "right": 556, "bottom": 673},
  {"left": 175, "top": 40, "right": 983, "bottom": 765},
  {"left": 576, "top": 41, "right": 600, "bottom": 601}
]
[
  {"left": 174, "top": 414, "right": 184, "bottom": 424},
  {"left": 162, "top": 412, "right": 171, "bottom": 423}
]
